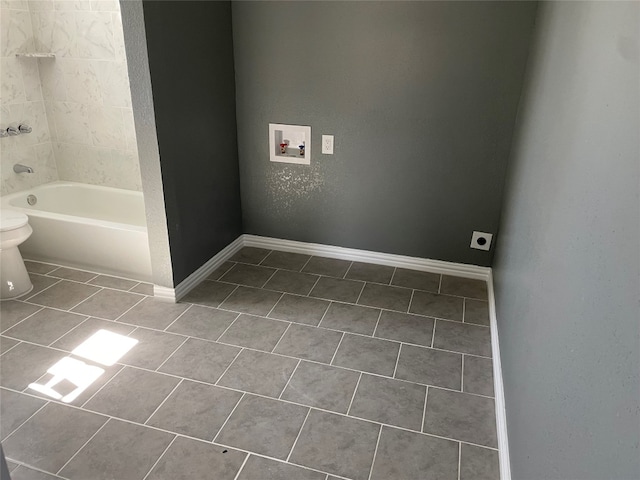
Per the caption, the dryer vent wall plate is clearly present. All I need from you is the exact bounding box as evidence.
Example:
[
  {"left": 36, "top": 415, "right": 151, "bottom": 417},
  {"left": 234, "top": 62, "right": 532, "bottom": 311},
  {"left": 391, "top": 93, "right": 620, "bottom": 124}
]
[{"left": 470, "top": 231, "right": 493, "bottom": 251}]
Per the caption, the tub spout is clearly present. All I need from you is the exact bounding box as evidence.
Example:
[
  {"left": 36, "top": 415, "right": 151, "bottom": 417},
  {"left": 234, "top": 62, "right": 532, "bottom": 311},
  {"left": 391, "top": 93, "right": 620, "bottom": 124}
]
[{"left": 13, "top": 164, "right": 34, "bottom": 174}]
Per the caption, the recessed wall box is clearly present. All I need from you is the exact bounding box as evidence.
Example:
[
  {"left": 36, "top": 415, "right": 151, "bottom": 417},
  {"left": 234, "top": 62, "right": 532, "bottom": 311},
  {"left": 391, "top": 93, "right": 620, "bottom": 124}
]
[{"left": 269, "top": 123, "right": 311, "bottom": 165}]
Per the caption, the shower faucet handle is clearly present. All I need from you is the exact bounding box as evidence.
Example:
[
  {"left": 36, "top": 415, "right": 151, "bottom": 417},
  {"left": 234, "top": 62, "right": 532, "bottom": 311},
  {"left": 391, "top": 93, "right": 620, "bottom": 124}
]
[
  {"left": 18, "top": 124, "right": 32, "bottom": 134},
  {"left": 6, "top": 126, "right": 19, "bottom": 136},
  {"left": 0, "top": 129, "right": 8, "bottom": 138}
]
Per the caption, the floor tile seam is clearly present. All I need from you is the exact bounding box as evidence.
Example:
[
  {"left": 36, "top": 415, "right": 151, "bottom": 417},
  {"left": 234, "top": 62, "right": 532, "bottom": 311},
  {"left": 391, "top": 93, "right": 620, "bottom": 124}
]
[
  {"left": 306, "top": 273, "right": 323, "bottom": 297},
  {"left": 0, "top": 338, "right": 22, "bottom": 356},
  {"left": 457, "top": 441, "right": 462, "bottom": 480},
  {"left": 265, "top": 292, "right": 287, "bottom": 319},
  {"left": 110, "top": 294, "right": 151, "bottom": 322},
  {"left": 421, "top": 386, "right": 429, "bottom": 435},
  {"left": 10, "top": 463, "right": 68, "bottom": 480},
  {"left": 258, "top": 267, "right": 280, "bottom": 289},
  {"left": 154, "top": 335, "right": 192, "bottom": 372},
  {"left": 329, "top": 332, "right": 346, "bottom": 365},
  {"left": 55, "top": 415, "right": 111, "bottom": 476},
  {"left": 462, "top": 299, "right": 467, "bottom": 324},
  {"left": 430, "top": 318, "right": 437, "bottom": 348},
  {"left": 210, "top": 312, "right": 244, "bottom": 343},
  {"left": 461, "top": 356, "right": 465, "bottom": 392},
  {"left": 161, "top": 302, "right": 198, "bottom": 332},
  {"left": 143, "top": 378, "right": 184, "bottom": 425},
  {"left": 278, "top": 358, "right": 301, "bottom": 400},
  {"left": 127, "top": 281, "right": 147, "bottom": 293},
  {"left": 2, "top": 336, "right": 70, "bottom": 355},
  {"left": 45, "top": 270, "right": 100, "bottom": 284},
  {"left": 216, "top": 283, "right": 241, "bottom": 309},
  {"left": 42, "top": 264, "right": 144, "bottom": 285},
  {"left": 44, "top": 315, "right": 94, "bottom": 349},
  {"left": 406, "top": 288, "right": 416, "bottom": 314},
  {"left": 212, "top": 391, "right": 246, "bottom": 444},
  {"left": 0, "top": 400, "right": 50, "bottom": 444},
  {"left": 370, "top": 310, "right": 384, "bottom": 338},
  {"left": 437, "top": 275, "right": 443, "bottom": 294},
  {"left": 65, "top": 286, "right": 107, "bottom": 314},
  {"left": 392, "top": 343, "right": 402, "bottom": 378},
  {"left": 79, "top": 363, "right": 127, "bottom": 408},
  {"left": 231, "top": 454, "right": 251, "bottom": 480},
  {"left": 285, "top": 407, "right": 312, "bottom": 462},
  {"left": 345, "top": 372, "right": 363, "bottom": 416},
  {"left": 15, "top": 300, "right": 89, "bottom": 320},
  {"left": 213, "top": 347, "right": 246, "bottom": 387},
  {"left": 140, "top": 434, "right": 178, "bottom": 480},
  {"left": 23, "top": 277, "right": 62, "bottom": 301},
  {"left": 354, "top": 281, "right": 366, "bottom": 306},
  {"left": 435, "top": 315, "right": 491, "bottom": 330},
  {"left": 271, "top": 321, "right": 293, "bottom": 354},
  {"left": 0, "top": 304, "right": 45, "bottom": 335},
  {"left": 366, "top": 424, "right": 384, "bottom": 480}
]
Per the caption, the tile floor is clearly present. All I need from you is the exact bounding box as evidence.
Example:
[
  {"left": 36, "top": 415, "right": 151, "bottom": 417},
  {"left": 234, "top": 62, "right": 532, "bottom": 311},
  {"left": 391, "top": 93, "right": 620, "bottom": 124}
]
[{"left": 0, "top": 248, "right": 499, "bottom": 480}]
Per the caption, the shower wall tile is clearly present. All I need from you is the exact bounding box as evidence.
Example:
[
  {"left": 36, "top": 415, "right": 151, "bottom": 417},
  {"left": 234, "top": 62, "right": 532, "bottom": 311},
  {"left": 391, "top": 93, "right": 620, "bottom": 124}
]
[
  {"left": 1, "top": 1, "right": 29, "bottom": 10},
  {"left": 1, "top": 101, "right": 51, "bottom": 146},
  {"left": 1, "top": 142, "right": 57, "bottom": 195},
  {"left": 51, "top": 100, "right": 92, "bottom": 144},
  {"left": 89, "top": 104, "right": 125, "bottom": 150},
  {"left": 20, "top": 57, "right": 42, "bottom": 100},
  {"left": 93, "top": 60, "right": 131, "bottom": 107},
  {"left": 38, "top": 58, "right": 67, "bottom": 100},
  {"left": 76, "top": 11, "right": 114, "bottom": 59},
  {"left": 59, "top": 58, "right": 102, "bottom": 104},
  {"left": 90, "top": 1, "right": 119, "bottom": 12},
  {"left": 1, "top": 8, "right": 34, "bottom": 56},
  {"left": 1, "top": 57, "right": 26, "bottom": 104}
]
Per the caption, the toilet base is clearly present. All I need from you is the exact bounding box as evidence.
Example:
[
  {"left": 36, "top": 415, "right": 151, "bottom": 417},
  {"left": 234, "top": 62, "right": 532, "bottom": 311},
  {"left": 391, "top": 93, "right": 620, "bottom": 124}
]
[{"left": 1, "top": 246, "right": 33, "bottom": 300}]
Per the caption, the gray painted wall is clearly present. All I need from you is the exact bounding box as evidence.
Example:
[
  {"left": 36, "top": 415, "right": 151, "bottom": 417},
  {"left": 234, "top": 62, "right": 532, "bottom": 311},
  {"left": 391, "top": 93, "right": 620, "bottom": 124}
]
[
  {"left": 493, "top": 2, "right": 639, "bottom": 478},
  {"left": 141, "top": 1, "right": 243, "bottom": 285},
  {"left": 233, "top": 1, "right": 537, "bottom": 266}
]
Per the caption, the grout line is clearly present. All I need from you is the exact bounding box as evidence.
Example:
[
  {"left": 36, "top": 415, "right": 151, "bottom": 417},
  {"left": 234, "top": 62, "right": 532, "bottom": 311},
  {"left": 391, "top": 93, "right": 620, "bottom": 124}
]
[
  {"left": 232, "top": 453, "right": 250, "bottom": 480},
  {"left": 371, "top": 309, "right": 383, "bottom": 338},
  {"left": 0, "top": 339, "right": 22, "bottom": 357},
  {"left": 438, "top": 274, "right": 443, "bottom": 294},
  {"left": 285, "top": 408, "right": 311, "bottom": 462},
  {"left": 23, "top": 277, "right": 61, "bottom": 301},
  {"left": 431, "top": 320, "right": 437, "bottom": 348},
  {"left": 213, "top": 313, "right": 243, "bottom": 342},
  {"left": 1, "top": 305, "right": 45, "bottom": 335},
  {"left": 162, "top": 303, "right": 195, "bottom": 332},
  {"left": 299, "top": 255, "right": 313, "bottom": 273},
  {"left": 389, "top": 267, "right": 398, "bottom": 286},
  {"left": 212, "top": 392, "right": 246, "bottom": 444},
  {"left": 214, "top": 348, "right": 244, "bottom": 385},
  {"left": 407, "top": 289, "right": 416, "bottom": 314},
  {"left": 354, "top": 281, "right": 367, "bottom": 305},
  {"left": 329, "top": 332, "right": 345, "bottom": 365},
  {"left": 141, "top": 435, "right": 177, "bottom": 480},
  {"left": 112, "top": 295, "right": 147, "bottom": 323},
  {"left": 271, "top": 322, "right": 292, "bottom": 354},
  {"left": 257, "top": 251, "right": 274, "bottom": 267},
  {"left": 217, "top": 284, "right": 240, "bottom": 309},
  {"left": 154, "top": 336, "right": 191, "bottom": 372},
  {"left": 315, "top": 300, "right": 332, "bottom": 328},
  {"left": 392, "top": 343, "right": 402, "bottom": 378},
  {"left": 259, "top": 268, "right": 279, "bottom": 289},
  {"left": 461, "top": 355, "right": 465, "bottom": 392},
  {"left": 278, "top": 358, "right": 301, "bottom": 399},
  {"left": 46, "top": 316, "right": 90, "bottom": 348},
  {"left": 458, "top": 441, "right": 462, "bottom": 480},
  {"left": 462, "top": 298, "right": 467, "bottom": 323},
  {"left": 342, "top": 261, "right": 354, "bottom": 280},
  {"left": 366, "top": 424, "right": 384, "bottom": 480},
  {"left": 346, "top": 372, "right": 363, "bottom": 415},
  {"left": 80, "top": 364, "right": 125, "bottom": 408},
  {"left": 306, "top": 274, "right": 322, "bottom": 297},
  {"left": 265, "top": 292, "right": 285, "bottom": 318},
  {"left": 422, "top": 386, "right": 429, "bottom": 433},
  {"left": 0, "top": 401, "right": 49, "bottom": 443},
  {"left": 143, "top": 378, "right": 183, "bottom": 425},
  {"left": 65, "top": 287, "right": 105, "bottom": 313},
  {"left": 56, "top": 417, "right": 110, "bottom": 475}
]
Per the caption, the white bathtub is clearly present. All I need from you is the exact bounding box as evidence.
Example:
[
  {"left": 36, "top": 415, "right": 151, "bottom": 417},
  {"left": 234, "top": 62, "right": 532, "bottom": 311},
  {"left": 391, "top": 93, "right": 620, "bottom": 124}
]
[{"left": 1, "top": 181, "right": 152, "bottom": 282}]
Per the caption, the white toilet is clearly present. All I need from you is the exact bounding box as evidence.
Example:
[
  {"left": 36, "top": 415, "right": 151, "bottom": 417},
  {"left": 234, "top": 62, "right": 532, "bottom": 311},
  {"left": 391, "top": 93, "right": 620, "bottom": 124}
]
[{"left": 0, "top": 209, "right": 33, "bottom": 300}]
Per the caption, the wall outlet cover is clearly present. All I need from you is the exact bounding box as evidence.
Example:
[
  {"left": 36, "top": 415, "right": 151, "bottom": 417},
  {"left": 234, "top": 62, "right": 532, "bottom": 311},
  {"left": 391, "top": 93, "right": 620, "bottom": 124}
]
[{"left": 470, "top": 231, "right": 493, "bottom": 251}]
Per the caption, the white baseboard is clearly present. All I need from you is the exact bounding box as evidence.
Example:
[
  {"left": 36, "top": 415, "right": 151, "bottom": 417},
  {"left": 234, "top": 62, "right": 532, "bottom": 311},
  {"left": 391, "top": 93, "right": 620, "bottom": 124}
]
[
  {"left": 487, "top": 270, "right": 511, "bottom": 480},
  {"left": 243, "top": 235, "right": 491, "bottom": 280},
  {"left": 153, "top": 236, "right": 244, "bottom": 302}
]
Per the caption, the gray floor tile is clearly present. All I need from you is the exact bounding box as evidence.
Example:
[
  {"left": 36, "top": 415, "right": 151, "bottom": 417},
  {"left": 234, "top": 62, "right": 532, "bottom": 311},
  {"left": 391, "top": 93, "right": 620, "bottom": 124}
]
[
  {"left": 349, "top": 374, "right": 426, "bottom": 430},
  {"left": 129, "top": 282, "right": 154, "bottom": 295},
  {"left": 219, "top": 263, "right": 276, "bottom": 288},
  {"left": 218, "top": 314, "right": 289, "bottom": 351},
  {"left": 50, "top": 317, "right": 136, "bottom": 352},
  {"left": 84, "top": 366, "right": 180, "bottom": 423},
  {"left": 409, "top": 291, "right": 464, "bottom": 321},
  {"left": 118, "top": 297, "right": 190, "bottom": 329},
  {"left": 370, "top": 426, "right": 458, "bottom": 480},
  {"left": 346, "top": 262, "right": 394, "bottom": 284},
  {"left": 0, "top": 301, "right": 41, "bottom": 332},
  {"left": 309, "top": 276, "right": 364, "bottom": 304},
  {"left": 158, "top": 338, "right": 240, "bottom": 384},
  {"left": 289, "top": 409, "right": 379, "bottom": 480},
  {"left": 88, "top": 275, "right": 139, "bottom": 291},
  {"left": 319, "top": 302, "right": 380, "bottom": 335},
  {"left": 3, "top": 308, "right": 87, "bottom": 346},
  {"left": 0, "top": 343, "right": 65, "bottom": 391},
  {"left": 391, "top": 268, "right": 440, "bottom": 292},
  {"left": 237, "top": 455, "right": 326, "bottom": 480},
  {"left": 264, "top": 270, "right": 319, "bottom": 295},
  {"left": 0, "top": 336, "right": 19, "bottom": 355},
  {"left": 332, "top": 334, "right": 399, "bottom": 377},
  {"left": 273, "top": 323, "right": 342, "bottom": 363},
  {"left": 217, "top": 349, "right": 298, "bottom": 397},
  {"left": 230, "top": 247, "right": 271, "bottom": 265},
  {"left": 464, "top": 355, "right": 494, "bottom": 397},
  {"left": 465, "top": 299, "right": 490, "bottom": 326},
  {"left": 0, "top": 389, "right": 47, "bottom": 441},
  {"left": 207, "top": 261, "right": 235, "bottom": 280},
  {"left": 216, "top": 395, "right": 308, "bottom": 460},
  {"left": 260, "top": 251, "right": 311, "bottom": 271},
  {"left": 3, "top": 402, "right": 107, "bottom": 473},
  {"left": 423, "top": 388, "right": 498, "bottom": 447},
  {"left": 47, "top": 267, "right": 97, "bottom": 282},
  {"left": 281, "top": 361, "right": 360, "bottom": 414},
  {"left": 219, "top": 286, "right": 283, "bottom": 316},
  {"left": 440, "top": 275, "right": 488, "bottom": 300},
  {"left": 24, "top": 274, "right": 59, "bottom": 298},
  {"left": 460, "top": 443, "right": 500, "bottom": 480},
  {"left": 166, "top": 305, "right": 238, "bottom": 341},
  {"left": 6, "top": 460, "right": 18, "bottom": 473},
  {"left": 11, "top": 465, "right": 64, "bottom": 479},
  {"left": 181, "top": 281, "right": 237, "bottom": 308},
  {"left": 121, "top": 328, "right": 187, "bottom": 370},
  {"left": 147, "top": 380, "right": 242, "bottom": 441},
  {"left": 72, "top": 288, "right": 144, "bottom": 320},
  {"left": 357, "top": 283, "right": 412, "bottom": 312},
  {"left": 302, "top": 256, "right": 351, "bottom": 278},
  {"left": 268, "top": 294, "right": 330, "bottom": 326},
  {"left": 433, "top": 320, "right": 492, "bottom": 357},
  {"left": 24, "top": 261, "right": 57, "bottom": 275},
  {"left": 374, "top": 310, "right": 434, "bottom": 346},
  {"left": 59, "top": 418, "right": 174, "bottom": 480},
  {"left": 395, "top": 344, "right": 462, "bottom": 390},
  {"left": 146, "top": 436, "right": 246, "bottom": 480}
]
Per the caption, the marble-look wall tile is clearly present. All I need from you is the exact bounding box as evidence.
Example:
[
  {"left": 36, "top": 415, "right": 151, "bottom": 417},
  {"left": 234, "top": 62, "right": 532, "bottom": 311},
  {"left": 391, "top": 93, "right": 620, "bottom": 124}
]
[
  {"left": 1, "top": 142, "right": 58, "bottom": 195},
  {"left": 92, "top": 60, "right": 130, "bottom": 107},
  {"left": 1, "top": 8, "right": 34, "bottom": 55},
  {"left": 1, "top": 57, "right": 26, "bottom": 104},
  {"left": 54, "top": 0, "right": 90, "bottom": 11},
  {"left": 1, "top": 101, "right": 51, "bottom": 146},
  {"left": 52, "top": 100, "right": 92, "bottom": 144},
  {"left": 121, "top": 107, "right": 136, "bottom": 153},
  {"left": 20, "top": 57, "right": 43, "bottom": 100},
  {"left": 76, "top": 11, "right": 114, "bottom": 59},
  {"left": 37, "top": 56, "right": 66, "bottom": 99},
  {"left": 43, "top": 100, "right": 58, "bottom": 140},
  {"left": 88, "top": 104, "right": 124, "bottom": 150},
  {"left": 60, "top": 58, "right": 102, "bottom": 103},
  {"left": 90, "top": 1, "right": 118, "bottom": 12},
  {"left": 111, "top": 11, "right": 125, "bottom": 62},
  {"left": 1, "top": 0, "right": 29, "bottom": 10}
]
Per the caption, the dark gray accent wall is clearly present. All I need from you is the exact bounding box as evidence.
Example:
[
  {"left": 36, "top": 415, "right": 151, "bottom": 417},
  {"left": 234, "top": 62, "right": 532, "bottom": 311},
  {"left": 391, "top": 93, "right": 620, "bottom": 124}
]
[
  {"left": 141, "top": 1, "right": 242, "bottom": 284},
  {"left": 232, "top": 1, "right": 537, "bottom": 266},
  {"left": 493, "top": 2, "right": 639, "bottom": 479}
]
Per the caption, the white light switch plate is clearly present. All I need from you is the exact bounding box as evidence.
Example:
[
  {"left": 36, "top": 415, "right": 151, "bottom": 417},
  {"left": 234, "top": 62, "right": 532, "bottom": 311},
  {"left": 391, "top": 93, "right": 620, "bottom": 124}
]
[{"left": 322, "top": 135, "right": 334, "bottom": 154}]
